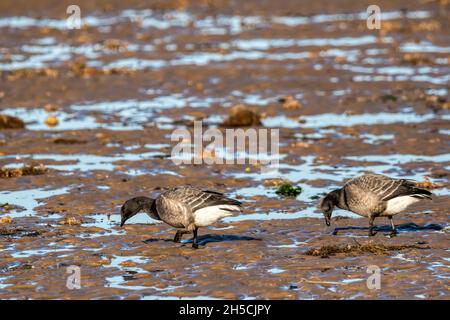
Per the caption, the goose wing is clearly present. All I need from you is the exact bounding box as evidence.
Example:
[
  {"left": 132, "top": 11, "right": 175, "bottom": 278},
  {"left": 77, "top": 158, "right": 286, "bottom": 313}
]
[
  {"left": 164, "top": 186, "right": 241, "bottom": 212},
  {"left": 157, "top": 187, "right": 241, "bottom": 228},
  {"left": 346, "top": 174, "right": 432, "bottom": 201},
  {"left": 155, "top": 192, "right": 191, "bottom": 228},
  {"left": 378, "top": 179, "right": 432, "bottom": 201}
]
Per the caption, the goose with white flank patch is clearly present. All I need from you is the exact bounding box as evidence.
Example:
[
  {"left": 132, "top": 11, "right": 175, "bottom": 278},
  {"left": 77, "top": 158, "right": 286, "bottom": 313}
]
[
  {"left": 120, "top": 186, "right": 242, "bottom": 248},
  {"left": 319, "top": 174, "right": 432, "bottom": 236}
]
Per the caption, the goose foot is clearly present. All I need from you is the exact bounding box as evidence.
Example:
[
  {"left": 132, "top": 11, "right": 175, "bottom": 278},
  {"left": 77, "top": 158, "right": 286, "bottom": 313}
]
[
  {"left": 388, "top": 216, "right": 397, "bottom": 238},
  {"left": 174, "top": 230, "right": 189, "bottom": 243},
  {"left": 388, "top": 230, "right": 397, "bottom": 238},
  {"left": 191, "top": 227, "right": 199, "bottom": 249},
  {"left": 174, "top": 232, "right": 182, "bottom": 243},
  {"left": 368, "top": 217, "right": 376, "bottom": 236}
]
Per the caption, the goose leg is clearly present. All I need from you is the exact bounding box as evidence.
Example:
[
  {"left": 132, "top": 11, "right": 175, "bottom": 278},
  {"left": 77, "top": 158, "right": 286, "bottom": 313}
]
[
  {"left": 388, "top": 216, "right": 397, "bottom": 237},
  {"left": 192, "top": 228, "right": 199, "bottom": 249},
  {"left": 174, "top": 230, "right": 189, "bottom": 243},
  {"left": 368, "top": 216, "right": 377, "bottom": 236}
]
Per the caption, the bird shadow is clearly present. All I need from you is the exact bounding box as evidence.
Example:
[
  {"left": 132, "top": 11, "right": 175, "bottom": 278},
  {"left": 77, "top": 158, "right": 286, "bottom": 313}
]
[
  {"left": 143, "top": 234, "right": 260, "bottom": 246},
  {"left": 191, "top": 234, "right": 261, "bottom": 246},
  {"left": 332, "top": 222, "right": 443, "bottom": 236}
]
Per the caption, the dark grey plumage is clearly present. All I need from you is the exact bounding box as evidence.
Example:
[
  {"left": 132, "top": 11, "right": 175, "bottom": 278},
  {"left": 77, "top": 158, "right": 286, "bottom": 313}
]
[
  {"left": 320, "top": 174, "right": 432, "bottom": 236},
  {"left": 120, "top": 186, "right": 241, "bottom": 248}
]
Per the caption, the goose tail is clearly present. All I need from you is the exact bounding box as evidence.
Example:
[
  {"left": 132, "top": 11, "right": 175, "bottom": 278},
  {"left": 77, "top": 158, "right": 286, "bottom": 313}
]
[{"left": 410, "top": 187, "right": 432, "bottom": 200}]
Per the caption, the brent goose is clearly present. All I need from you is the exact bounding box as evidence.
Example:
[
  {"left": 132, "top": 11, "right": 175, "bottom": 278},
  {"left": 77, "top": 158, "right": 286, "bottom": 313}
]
[
  {"left": 319, "top": 174, "right": 432, "bottom": 236},
  {"left": 120, "top": 186, "right": 242, "bottom": 248}
]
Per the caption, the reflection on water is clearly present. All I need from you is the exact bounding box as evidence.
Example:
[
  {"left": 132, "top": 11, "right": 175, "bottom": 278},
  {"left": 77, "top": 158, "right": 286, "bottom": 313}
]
[
  {"left": 81, "top": 213, "right": 160, "bottom": 236},
  {"left": 104, "top": 255, "right": 153, "bottom": 291},
  {"left": 0, "top": 107, "right": 141, "bottom": 131},
  {"left": 228, "top": 150, "right": 450, "bottom": 211},
  {"left": 1, "top": 151, "right": 165, "bottom": 172},
  {"left": 345, "top": 153, "right": 450, "bottom": 164},
  {"left": 0, "top": 15, "right": 121, "bottom": 30},
  {"left": 230, "top": 154, "right": 434, "bottom": 185},
  {"left": 105, "top": 255, "right": 149, "bottom": 272},
  {"left": 102, "top": 253, "right": 189, "bottom": 293},
  {"left": 80, "top": 215, "right": 124, "bottom": 238},
  {"left": 352, "top": 74, "right": 450, "bottom": 85},
  {"left": 361, "top": 133, "right": 395, "bottom": 144},
  {"left": 234, "top": 36, "right": 390, "bottom": 51},
  {"left": 400, "top": 41, "right": 450, "bottom": 53},
  {"left": 0, "top": 276, "right": 13, "bottom": 289},
  {"left": 215, "top": 112, "right": 429, "bottom": 129},
  {"left": 272, "top": 10, "right": 429, "bottom": 26},
  {"left": 263, "top": 111, "right": 445, "bottom": 129},
  {"left": 10, "top": 244, "right": 76, "bottom": 258},
  {"left": 0, "top": 7, "right": 447, "bottom": 91},
  {"left": 0, "top": 186, "right": 72, "bottom": 218},
  {"left": 267, "top": 267, "right": 285, "bottom": 274},
  {"left": 0, "top": 43, "right": 110, "bottom": 70},
  {"left": 426, "top": 259, "right": 450, "bottom": 281},
  {"left": 341, "top": 278, "right": 365, "bottom": 284},
  {"left": 0, "top": 10, "right": 430, "bottom": 31}
]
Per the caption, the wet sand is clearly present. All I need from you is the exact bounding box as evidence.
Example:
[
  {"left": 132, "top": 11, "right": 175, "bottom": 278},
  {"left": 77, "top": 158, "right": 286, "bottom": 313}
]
[{"left": 0, "top": 0, "right": 449, "bottom": 299}]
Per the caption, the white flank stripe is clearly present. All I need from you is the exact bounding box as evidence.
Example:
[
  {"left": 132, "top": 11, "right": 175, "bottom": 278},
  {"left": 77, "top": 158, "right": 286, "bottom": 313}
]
[
  {"left": 194, "top": 205, "right": 240, "bottom": 227},
  {"left": 385, "top": 196, "right": 420, "bottom": 215}
]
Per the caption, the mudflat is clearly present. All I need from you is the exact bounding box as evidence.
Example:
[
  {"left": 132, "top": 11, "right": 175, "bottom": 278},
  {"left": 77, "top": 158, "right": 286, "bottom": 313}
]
[{"left": 0, "top": 0, "right": 448, "bottom": 299}]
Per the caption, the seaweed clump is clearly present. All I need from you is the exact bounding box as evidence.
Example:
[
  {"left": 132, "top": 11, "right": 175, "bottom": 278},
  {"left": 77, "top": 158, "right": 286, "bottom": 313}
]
[
  {"left": 380, "top": 94, "right": 397, "bottom": 103},
  {"left": 0, "top": 227, "right": 41, "bottom": 237},
  {"left": 0, "top": 114, "right": 25, "bottom": 129},
  {"left": 305, "top": 242, "right": 429, "bottom": 258},
  {"left": 275, "top": 183, "right": 302, "bottom": 197},
  {"left": 0, "top": 164, "right": 46, "bottom": 178},
  {"left": 53, "top": 138, "right": 87, "bottom": 144}
]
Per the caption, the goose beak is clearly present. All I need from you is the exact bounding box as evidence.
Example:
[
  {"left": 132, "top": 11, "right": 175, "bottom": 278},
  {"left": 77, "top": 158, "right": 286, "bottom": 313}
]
[{"left": 324, "top": 214, "right": 331, "bottom": 226}]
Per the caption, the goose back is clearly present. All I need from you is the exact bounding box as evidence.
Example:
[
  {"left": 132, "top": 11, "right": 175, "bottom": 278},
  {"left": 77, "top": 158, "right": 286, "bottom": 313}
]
[{"left": 155, "top": 187, "right": 241, "bottom": 229}]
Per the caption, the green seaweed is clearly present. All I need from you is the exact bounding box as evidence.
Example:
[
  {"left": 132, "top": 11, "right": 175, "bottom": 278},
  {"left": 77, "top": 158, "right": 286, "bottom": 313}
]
[
  {"left": 381, "top": 94, "right": 397, "bottom": 103},
  {"left": 275, "top": 183, "right": 302, "bottom": 197}
]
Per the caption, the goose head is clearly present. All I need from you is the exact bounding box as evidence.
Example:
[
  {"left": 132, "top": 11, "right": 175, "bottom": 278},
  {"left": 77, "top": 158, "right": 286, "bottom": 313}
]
[
  {"left": 120, "top": 196, "right": 154, "bottom": 226},
  {"left": 320, "top": 190, "right": 339, "bottom": 226}
]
